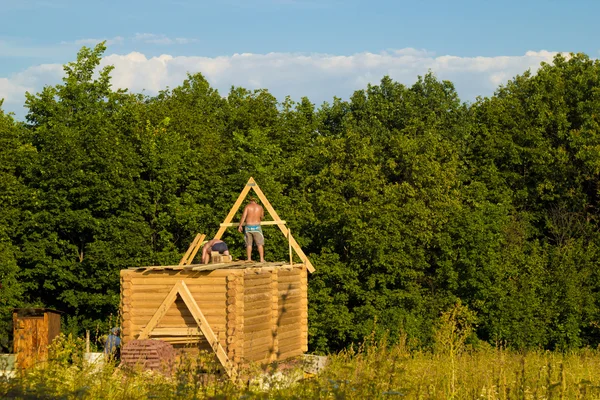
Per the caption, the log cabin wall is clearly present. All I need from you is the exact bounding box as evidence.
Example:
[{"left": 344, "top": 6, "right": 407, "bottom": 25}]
[{"left": 120, "top": 263, "right": 307, "bottom": 367}]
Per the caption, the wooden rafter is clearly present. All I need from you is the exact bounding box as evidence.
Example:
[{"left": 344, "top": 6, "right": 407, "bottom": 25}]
[
  {"left": 213, "top": 177, "right": 315, "bottom": 273},
  {"left": 137, "top": 280, "right": 237, "bottom": 379},
  {"left": 179, "top": 233, "right": 206, "bottom": 266}
]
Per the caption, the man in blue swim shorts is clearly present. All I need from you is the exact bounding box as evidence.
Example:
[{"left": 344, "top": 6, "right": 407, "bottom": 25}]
[{"left": 238, "top": 196, "right": 265, "bottom": 262}]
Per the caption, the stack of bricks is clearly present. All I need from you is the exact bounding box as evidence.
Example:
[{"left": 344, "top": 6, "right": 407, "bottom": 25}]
[{"left": 120, "top": 339, "right": 176, "bottom": 375}]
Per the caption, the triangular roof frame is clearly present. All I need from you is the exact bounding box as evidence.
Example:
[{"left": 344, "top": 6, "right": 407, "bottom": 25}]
[
  {"left": 213, "top": 177, "right": 315, "bottom": 273},
  {"left": 137, "top": 280, "right": 237, "bottom": 379}
]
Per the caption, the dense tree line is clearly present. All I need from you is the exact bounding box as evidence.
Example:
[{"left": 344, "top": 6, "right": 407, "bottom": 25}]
[{"left": 1, "top": 43, "right": 600, "bottom": 353}]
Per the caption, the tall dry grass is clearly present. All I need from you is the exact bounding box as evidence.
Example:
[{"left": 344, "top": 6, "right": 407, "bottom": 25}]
[
  {"left": 3, "top": 304, "right": 600, "bottom": 399},
  {"left": 3, "top": 334, "right": 600, "bottom": 399}
]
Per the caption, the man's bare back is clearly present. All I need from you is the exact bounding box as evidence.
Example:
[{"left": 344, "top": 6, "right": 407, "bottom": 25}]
[
  {"left": 238, "top": 198, "right": 265, "bottom": 262},
  {"left": 243, "top": 202, "right": 264, "bottom": 225}
]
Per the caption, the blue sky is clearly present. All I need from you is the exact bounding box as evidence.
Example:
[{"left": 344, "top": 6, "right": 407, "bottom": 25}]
[{"left": 1, "top": 0, "right": 599, "bottom": 118}]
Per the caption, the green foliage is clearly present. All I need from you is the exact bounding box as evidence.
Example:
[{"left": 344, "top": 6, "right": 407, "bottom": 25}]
[{"left": 2, "top": 45, "right": 600, "bottom": 354}]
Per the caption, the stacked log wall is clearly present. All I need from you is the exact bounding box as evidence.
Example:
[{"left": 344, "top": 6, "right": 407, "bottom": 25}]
[
  {"left": 120, "top": 269, "right": 242, "bottom": 352},
  {"left": 242, "top": 269, "right": 275, "bottom": 363},
  {"left": 276, "top": 266, "right": 307, "bottom": 360},
  {"left": 120, "top": 264, "right": 308, "bottom": 367}
]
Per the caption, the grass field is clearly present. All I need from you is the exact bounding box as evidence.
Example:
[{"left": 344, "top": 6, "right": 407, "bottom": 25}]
[{"left": 3, "top": 333, "right": 600, "bottom": 399}]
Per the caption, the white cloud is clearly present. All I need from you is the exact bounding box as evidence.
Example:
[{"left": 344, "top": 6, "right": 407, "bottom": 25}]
[
  {"left": 0, "top": 48, "right": 569, "bottom": 118},
  {"left": 133, "top": 33, "right": 197, "bottom": 45},
  {"left": 0, "top": 63, "right": 63, "bottom": 113},
  {"left": 99, "top": 49, "right": 563, "bottom": 102}
]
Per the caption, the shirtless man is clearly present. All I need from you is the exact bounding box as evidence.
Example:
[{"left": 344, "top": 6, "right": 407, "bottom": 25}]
[
  {"left": 201, "top": 239, "right": 230, "bottom": 264},
  {"left": 238, "top": 196, "right": 265, "bottom": 262}
]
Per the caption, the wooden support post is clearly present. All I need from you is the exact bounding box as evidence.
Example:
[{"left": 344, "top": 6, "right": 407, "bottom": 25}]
[
  {"left": 184, "top": 234, "right": 206, "bottom": 265},
  {"left": 288, "top": 228, "right": 293, "bottom": 266},
  {"left": 179, "top": 233, "right": 202, "bottom": 265}
]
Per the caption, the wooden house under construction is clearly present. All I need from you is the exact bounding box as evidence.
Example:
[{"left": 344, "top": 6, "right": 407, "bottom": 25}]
[{"left": 120, "top": 178, "right": 315, "bottom": 377}]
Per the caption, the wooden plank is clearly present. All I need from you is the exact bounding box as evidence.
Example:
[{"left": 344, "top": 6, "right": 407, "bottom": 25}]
[
  {"left": 278, "top": 313, "right": 306, "bottom": 325},
  {"left": 277, "top": 341, "right": 302, "bottom": 355},
  {"left": 128, "top": 278, "right": 228, "bottom": 287},
  {"left": 129, "top": 290, "right": 227, "bottom": 298},
  {"left": 189, "top": 263, "right": 247, "bottom": 272},
  {"left": 243, "top": 321, "right": 273, "bottom": 333},
  {"left": 243, "top": 277, "right": 272, "bottom": 288},
  {"left": 244, "top": 292, "right": 272, "bottom": 303},
  {"left": 130, "top": 294, "right": 225, "bottom": 303},
  {"left": 276, "top": 275, "right": 302, "bottom": 284},
  {"left": 276, "top": 323, "right": 302, "bottom": 334},
  {"left": 244, "top": 346, "right": 275, "bottom": 362},
  {"left": 137, "top": 281, "right": 182, "bottom": 340},
  {"left": 278, "top": 329, "right": 303, "bottom": 341},
  {"left": 250, "top": 179, "right": 315, "bottom": 273},
  {"left": 131, "top": 299, "right": 226, "bottom": 308},
  {"left": 244, "top": 314, "right": 271, "bottom": 326},
  {"left": 220, "top": 220, "right": 286, "bottom": 227},
  {"left": 276, "top": 268, "right": 302, "bottom": 277},
  {"left": 133, "top": 318, "right": 227, "bottom": 329},
  {"left": 130, "top": 308, "right": 227, "bottom": 317},
  {"left": 278, "top": 293, "right": 303, "bottom": 303},
  {"left": 178, "top": 281, "right": 237, "bottom": 379},
  {"left": 244, "top": 306, "right": 272, "bottom": 319},
  {"left": 131, "top": 293, "right": 226, "bottom": 303},
  {"left": 150, "top": 327, "right": 202, "bottom": 336},
  {"left": 244, "top": 342, "right": 275, "bottom": 356},
  {"left": 278, "top": 283, "right": 302, "bottom": 292},
  {"left": 244, "top": 331, "right": 273, "bottom": 343},
  {"left": 244, "top": 286, "right": 273, "bottom": 296},
  {"left": 276, "top": 347, "right": 304, "bottom": 361},
  {"left": 130, "top": 322, "right": 227, "bottom": 332},
  {"left": 277, "top": 288, "right": 302, "bottom": 297},
  {"left": 129, "top": 281, "right": 227, "bottom": 291},
  {"left": 244, "top": 338, "right": 274, "bottom": 351},
  {"left": 179, "top": 233, "right": 202, "bottom": 266},
  {"left": 213, "top": 180, "right": 253, "bottom": 240},
  {"left": 184, "top": 234, "right": 206, "bottom": 265},
  {"left": 278, "top": 302, "right": 303, "bottom": 313}
]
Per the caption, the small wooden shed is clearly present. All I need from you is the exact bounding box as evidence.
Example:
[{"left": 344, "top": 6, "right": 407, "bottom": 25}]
[
  {"left": 120, "top": 178, "right": 314, "bottom": 378},
  {"left": 13, "top": 308, "right": 62, "bottom": 369}
]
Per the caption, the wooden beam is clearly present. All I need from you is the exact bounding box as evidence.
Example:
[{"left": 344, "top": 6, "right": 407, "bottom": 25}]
[
  {"left": 213, "top": 181, "right": 253, "bottom": 240},
  {"left": 251, "top": 181, "right": 315, "bottom": 273},
  {"left": 183, "top": 234, "right": 205, "bottom": 265},
  {"left": 178, "top": 281, "right": 237, "bottom": 379},
  {"left": 179, "top": 233, "right": 202, "bottom": 266},
  {"left": 137, "top": 281, "right": 182, "bottom": 340},
  {"left": 219, "top": 220, "right": 286, "bottom": 227}
]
